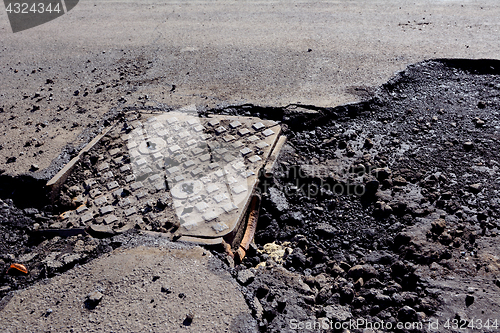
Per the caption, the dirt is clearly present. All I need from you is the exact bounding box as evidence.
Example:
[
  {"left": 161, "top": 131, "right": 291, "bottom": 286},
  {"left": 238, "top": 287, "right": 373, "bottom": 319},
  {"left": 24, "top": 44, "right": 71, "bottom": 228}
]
[{"left": 2, "top": 58, "right": 500, "bottom": 332}]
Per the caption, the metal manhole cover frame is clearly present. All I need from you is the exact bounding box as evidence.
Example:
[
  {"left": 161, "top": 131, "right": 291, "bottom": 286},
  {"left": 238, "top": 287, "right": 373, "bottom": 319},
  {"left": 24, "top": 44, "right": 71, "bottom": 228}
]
[{"left": 47, "top": 108, "right": 285, "bottom": 244}]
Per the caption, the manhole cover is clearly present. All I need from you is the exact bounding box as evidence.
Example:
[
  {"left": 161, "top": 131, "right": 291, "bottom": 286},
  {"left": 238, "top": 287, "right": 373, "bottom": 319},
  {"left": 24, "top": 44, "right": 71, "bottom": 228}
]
[{"left": 47, "top": 108, "right": 283, "bottom": 244}]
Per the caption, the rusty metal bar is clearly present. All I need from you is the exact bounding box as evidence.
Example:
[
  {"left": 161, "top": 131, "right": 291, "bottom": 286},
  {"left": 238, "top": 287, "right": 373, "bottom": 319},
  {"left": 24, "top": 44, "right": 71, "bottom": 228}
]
[{"left": 235, "top": 194, "right": 261, "bottom": 263}]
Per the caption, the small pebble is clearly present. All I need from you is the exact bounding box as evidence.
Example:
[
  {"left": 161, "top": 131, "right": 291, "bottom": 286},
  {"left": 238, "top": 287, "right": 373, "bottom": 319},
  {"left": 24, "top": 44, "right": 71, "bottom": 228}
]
[{"left": 463, "top": 141, "right": 474, "bottom": 151}]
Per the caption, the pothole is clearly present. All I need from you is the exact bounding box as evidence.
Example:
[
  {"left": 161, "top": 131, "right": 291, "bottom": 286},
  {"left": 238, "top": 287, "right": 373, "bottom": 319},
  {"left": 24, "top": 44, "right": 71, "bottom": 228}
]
[{"left": 2, "top": 59, "right": 500, "bottom": 331}]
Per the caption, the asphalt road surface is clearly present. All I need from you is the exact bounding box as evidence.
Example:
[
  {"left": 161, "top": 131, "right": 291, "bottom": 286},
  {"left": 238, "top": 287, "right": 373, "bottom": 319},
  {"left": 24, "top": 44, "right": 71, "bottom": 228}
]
[
  {"left": 1, "top": 0, "right": 500, "bottom": 176},
  {"left": 1, "top": 1, "right": 500, "bottom": 332}
]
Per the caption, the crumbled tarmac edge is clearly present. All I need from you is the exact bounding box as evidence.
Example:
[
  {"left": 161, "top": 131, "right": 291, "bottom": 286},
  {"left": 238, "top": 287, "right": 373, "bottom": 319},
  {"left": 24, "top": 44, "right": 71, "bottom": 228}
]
[{"left": 2, "top": 58, "right": 500, "bottom": 332}]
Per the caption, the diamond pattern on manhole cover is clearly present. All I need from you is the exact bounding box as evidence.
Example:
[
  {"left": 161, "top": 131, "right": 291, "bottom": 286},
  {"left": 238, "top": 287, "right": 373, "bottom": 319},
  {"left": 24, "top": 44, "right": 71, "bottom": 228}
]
[{"left": 48, "top": 109, "right": 282, "bottom": 242}]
